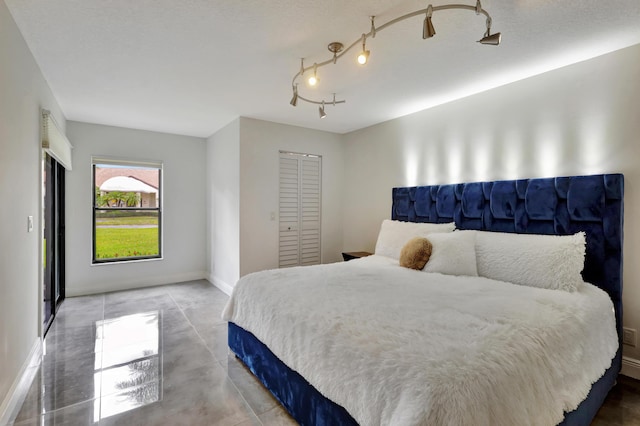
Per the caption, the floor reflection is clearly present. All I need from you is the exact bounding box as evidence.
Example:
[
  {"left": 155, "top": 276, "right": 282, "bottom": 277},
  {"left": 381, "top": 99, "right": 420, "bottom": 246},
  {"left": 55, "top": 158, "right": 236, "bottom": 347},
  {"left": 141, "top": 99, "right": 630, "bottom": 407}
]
[
  {"left": 14, "top": 282, "right": 300, "bottom": 425},
  {"left": 93, "top": 311, "right": 162, "bottom": 422}
]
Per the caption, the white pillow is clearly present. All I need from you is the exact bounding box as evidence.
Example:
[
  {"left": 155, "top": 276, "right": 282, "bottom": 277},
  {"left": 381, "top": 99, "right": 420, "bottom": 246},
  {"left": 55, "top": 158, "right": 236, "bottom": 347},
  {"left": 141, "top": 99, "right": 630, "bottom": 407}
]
[
  {"left": 374, "top": 219, "right": 456, "bottom": 260},
  {"left": 475, "top": 231, "right": 586, "bottom": 292},
  {"left": 423, "top": 231, "right": 478, "bottom": 276}
]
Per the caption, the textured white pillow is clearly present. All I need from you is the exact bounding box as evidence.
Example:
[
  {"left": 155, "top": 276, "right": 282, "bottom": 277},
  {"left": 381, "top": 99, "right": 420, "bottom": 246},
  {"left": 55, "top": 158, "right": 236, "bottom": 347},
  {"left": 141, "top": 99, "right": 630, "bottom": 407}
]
[
  {"left": 374, "top": 219, "right": 456, "bottom": 260},
  {"left": 475, "top": 231, "right": 586, "bottom": 292},
  {"left": 423, "top": 231, "right": 478, "bottom": 276}
]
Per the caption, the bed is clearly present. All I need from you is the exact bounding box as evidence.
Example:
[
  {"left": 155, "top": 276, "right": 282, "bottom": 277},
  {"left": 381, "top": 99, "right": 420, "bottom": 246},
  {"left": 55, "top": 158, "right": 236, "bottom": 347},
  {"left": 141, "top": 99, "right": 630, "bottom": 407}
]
[{"left": 223, "top": 173, "right": 624, "bottom": 425}]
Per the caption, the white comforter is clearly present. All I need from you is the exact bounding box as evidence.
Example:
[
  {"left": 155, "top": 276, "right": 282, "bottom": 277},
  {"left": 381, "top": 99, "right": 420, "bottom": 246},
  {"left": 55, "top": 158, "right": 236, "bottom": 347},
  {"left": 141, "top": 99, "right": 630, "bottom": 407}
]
[{"left": 222, "top": 255, "right": 618, "bottom": 426}]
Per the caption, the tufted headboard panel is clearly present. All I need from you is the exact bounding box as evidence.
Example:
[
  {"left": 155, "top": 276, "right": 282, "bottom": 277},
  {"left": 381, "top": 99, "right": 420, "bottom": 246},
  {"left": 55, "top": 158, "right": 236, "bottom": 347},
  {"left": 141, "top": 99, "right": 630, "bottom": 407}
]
[{"left": 392, "top": 174, "right": 624, "bottom": 342}]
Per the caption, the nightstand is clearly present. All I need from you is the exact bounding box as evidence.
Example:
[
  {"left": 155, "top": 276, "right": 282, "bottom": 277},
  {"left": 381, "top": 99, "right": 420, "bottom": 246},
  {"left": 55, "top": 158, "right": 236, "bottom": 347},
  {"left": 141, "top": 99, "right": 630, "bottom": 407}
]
[{"left": 342, "top": 251, "right": 373, "bottom": 261}]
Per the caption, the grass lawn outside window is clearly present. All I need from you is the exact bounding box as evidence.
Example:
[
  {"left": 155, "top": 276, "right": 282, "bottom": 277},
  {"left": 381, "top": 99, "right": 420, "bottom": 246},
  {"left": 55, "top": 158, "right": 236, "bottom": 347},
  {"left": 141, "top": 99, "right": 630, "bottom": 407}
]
[{"left": 95, "top": 216, "right": 159, "bottom": 259}]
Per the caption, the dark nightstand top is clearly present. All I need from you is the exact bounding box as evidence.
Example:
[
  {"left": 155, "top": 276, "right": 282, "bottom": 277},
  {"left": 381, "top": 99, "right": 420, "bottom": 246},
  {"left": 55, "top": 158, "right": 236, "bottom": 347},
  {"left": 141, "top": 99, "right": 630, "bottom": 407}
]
[{"left": 342, "top": 251, "right": 373, "bottom": 261}]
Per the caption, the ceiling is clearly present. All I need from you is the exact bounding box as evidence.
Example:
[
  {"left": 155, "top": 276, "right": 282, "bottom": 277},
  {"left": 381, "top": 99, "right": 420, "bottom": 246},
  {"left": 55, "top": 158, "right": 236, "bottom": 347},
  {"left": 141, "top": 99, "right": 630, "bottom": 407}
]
[{"left": 5, "top": 0, "right": 640, "bottom": 137}]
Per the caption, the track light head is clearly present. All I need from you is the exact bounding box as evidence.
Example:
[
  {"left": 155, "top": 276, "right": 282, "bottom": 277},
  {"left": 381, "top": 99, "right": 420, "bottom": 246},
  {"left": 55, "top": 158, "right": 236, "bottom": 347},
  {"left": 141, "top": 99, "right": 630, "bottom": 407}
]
[
  {"left": 319, "top": 102, "right": 327, "bottom": 119},
  {"left": 423, "top": 5, "right": 435, "bottom": 39},
  {"left": 308, "top": 63, "right": 319, "bottom": 86},
  {"left": 357, "top": 34, "right": 370, "bottom": 65},
  {"left": 290, "top": 86, "right": 298, "bottom": 106},
  {"left": 478, "top": 31, "right": 501, "bottom": 45},
  {"left": 423, "top": 16, "right": 436, "bottom": 39},
  {"left": 357, "top": 50, "right": 370, "bottom": 65},
  {"left": 479, "top": 15, "right": 500, "bottom": 45}
]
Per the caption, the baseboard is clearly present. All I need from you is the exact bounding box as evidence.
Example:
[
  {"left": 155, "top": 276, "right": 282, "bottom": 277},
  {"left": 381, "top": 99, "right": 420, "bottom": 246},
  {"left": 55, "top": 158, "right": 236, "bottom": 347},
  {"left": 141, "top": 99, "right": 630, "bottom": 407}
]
[
  {"left": 208, "top": 274, "right": 233, "bottom": 296},
  {"left": 66, "top": 271, "right": 208, "bottom": 296},
  {"left": 621, "top": 356, "right": 640, "bottom": 380},
  {"left": 0, "top": 337, "right": 42, "bottom": 426}
]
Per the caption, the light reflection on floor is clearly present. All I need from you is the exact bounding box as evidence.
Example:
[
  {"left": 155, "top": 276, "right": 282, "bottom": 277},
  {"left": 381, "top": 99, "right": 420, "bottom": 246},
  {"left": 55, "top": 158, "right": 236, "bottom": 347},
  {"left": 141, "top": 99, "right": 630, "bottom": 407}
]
[
  {"left": 14, "top": 281, "right": 299, "bottom": 425},
  {"left": 93, "top": 311, "right": 161, "bottom": 422}
]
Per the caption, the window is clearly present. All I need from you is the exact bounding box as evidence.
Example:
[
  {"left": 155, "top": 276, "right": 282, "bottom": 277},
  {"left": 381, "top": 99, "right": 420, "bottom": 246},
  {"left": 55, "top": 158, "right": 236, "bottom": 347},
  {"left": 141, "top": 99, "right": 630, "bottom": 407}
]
[{"left": 92, "top": 158, "right": 162, "bottom": 263}]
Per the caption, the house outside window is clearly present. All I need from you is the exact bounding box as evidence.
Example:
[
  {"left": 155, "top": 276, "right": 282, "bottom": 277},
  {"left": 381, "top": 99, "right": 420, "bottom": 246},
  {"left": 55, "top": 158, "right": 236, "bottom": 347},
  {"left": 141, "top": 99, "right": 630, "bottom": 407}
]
[{"left": 92, "top": 157, "right": 162, "bottom": 264}]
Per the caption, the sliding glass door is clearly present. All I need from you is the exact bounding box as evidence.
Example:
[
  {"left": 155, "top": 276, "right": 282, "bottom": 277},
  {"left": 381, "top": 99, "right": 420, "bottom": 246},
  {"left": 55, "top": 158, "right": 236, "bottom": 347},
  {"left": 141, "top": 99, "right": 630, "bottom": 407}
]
[{"left": 43, "top": 153, "right": 65, "bottom": 334}]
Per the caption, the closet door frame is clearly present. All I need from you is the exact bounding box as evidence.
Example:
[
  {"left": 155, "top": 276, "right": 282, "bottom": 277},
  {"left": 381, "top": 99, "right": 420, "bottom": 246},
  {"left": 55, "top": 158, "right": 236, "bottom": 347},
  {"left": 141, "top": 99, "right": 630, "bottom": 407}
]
[{"left": 43, "top": 153, "right": 65, "bottom": 335}]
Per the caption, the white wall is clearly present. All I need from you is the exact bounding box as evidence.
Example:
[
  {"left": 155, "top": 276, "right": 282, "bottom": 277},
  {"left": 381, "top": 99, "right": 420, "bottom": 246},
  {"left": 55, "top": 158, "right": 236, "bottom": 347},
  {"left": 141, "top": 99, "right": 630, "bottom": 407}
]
[
  {"left": 206, "top": 119, "right": 241, "bottom": 293},
  {"left": 238, "top": 118, "right": 344, "bottom": 276},
  {"left": 65, "top": 121, "right": 207, "bottom": 295},
  {"left": 0, "top": 1, "right": 66, "bottom": 420},
  {"left": 342, "top": 44, "right": 640, "bottom": 370}
]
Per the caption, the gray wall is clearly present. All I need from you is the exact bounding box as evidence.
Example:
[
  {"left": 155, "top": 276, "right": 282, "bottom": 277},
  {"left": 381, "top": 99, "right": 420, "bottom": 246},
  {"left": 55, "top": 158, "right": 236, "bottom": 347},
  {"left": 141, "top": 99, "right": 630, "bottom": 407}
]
[
  {"left": 65, "top": 121, "right": 207, "bottom": 295},
  {"left": 239, "top": 118, "right": 344, "bottom": 277},
  {"left": 206, "top": 117, "right": 344, "bottom": 291},
  {"left": 206, "top": 118, "right": 241, "bottom": 293},
  {"left": 0, "top": 0, "right": 66, "bottom": 417}
]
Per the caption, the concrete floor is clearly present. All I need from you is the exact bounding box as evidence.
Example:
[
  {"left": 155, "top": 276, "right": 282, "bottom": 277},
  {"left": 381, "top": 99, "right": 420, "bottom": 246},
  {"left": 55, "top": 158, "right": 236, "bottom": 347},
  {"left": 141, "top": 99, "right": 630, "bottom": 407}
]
[{"left": 11, "top": 280, "right": 640, "bottom": 425}]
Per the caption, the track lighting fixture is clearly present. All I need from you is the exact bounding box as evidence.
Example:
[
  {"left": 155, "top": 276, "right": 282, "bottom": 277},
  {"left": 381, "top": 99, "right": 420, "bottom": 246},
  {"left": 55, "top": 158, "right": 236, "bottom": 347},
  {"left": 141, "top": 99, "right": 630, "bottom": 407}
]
[
  {"left": 290, "top": 1, "right": 501, "bottom": 118},
  {"left": 357, "top": 34, "right": 370, "bottom": 65}
]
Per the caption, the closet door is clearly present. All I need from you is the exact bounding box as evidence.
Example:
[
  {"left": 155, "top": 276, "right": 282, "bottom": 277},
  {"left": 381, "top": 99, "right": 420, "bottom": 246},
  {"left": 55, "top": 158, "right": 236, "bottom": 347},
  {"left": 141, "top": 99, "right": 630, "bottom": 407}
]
[
  {"left": 278, "top": 152, "right": 321, "bottom": 268},
  {"left": 278, "top": 154, "right": 300, "bottom": 267}
]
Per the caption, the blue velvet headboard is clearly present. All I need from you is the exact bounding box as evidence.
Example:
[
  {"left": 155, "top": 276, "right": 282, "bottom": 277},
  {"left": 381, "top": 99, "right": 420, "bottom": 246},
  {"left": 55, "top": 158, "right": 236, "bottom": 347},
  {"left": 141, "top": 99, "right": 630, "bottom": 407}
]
[{"left": 392, "top": 173, "right": 624, "bottom": 342}]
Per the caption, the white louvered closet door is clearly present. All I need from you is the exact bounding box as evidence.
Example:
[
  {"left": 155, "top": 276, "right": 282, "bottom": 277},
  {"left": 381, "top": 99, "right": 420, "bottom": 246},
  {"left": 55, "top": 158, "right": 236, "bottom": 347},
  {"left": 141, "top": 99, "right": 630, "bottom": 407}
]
[{"left": 279, "top": 152, "right": 322, "bottom": 268}]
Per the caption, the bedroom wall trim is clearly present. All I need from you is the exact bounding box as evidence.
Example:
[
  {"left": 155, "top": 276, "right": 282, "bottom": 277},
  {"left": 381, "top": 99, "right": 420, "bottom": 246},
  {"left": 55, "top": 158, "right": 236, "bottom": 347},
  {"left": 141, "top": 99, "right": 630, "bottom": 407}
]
[
  {"left": 0, "top": 337, "right": 42, "bottom": 426},
  {"left": 622, "top": 357, "right": 640, "bottom": 380},
  {"left": 66, "top": 271, "right": 207, "bottom": 296},
  {"left": 209, "top": 275, "right": 233, "bottom": 296}
]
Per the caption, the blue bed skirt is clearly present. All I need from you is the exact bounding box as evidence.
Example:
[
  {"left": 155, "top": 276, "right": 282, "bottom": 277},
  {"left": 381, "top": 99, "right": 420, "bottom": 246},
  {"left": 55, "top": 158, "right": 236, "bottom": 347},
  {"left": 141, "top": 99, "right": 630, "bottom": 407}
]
[
  {"left": 559, "top": 348, "right": 621, "bottom": 425},
  {"left": 228, "top": 322, "right": 357, "bottom": 425},
  {"left": 229, "top": 322, "right": 620, "bottom": 426}
]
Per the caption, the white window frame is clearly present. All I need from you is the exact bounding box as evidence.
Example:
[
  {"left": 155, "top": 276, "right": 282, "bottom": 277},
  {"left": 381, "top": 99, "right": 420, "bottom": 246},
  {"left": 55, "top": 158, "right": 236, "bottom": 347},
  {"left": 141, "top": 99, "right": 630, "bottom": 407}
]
[{"left": 91, "top": 156, "right": 163, "bottom": 264}]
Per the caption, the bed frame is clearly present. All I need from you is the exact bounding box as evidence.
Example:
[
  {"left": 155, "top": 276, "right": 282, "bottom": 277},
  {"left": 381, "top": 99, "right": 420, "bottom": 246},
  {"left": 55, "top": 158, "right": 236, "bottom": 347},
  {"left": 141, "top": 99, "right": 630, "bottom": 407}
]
[{"left": 229, "top": 173, "right": 624, "bottom": 425}]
